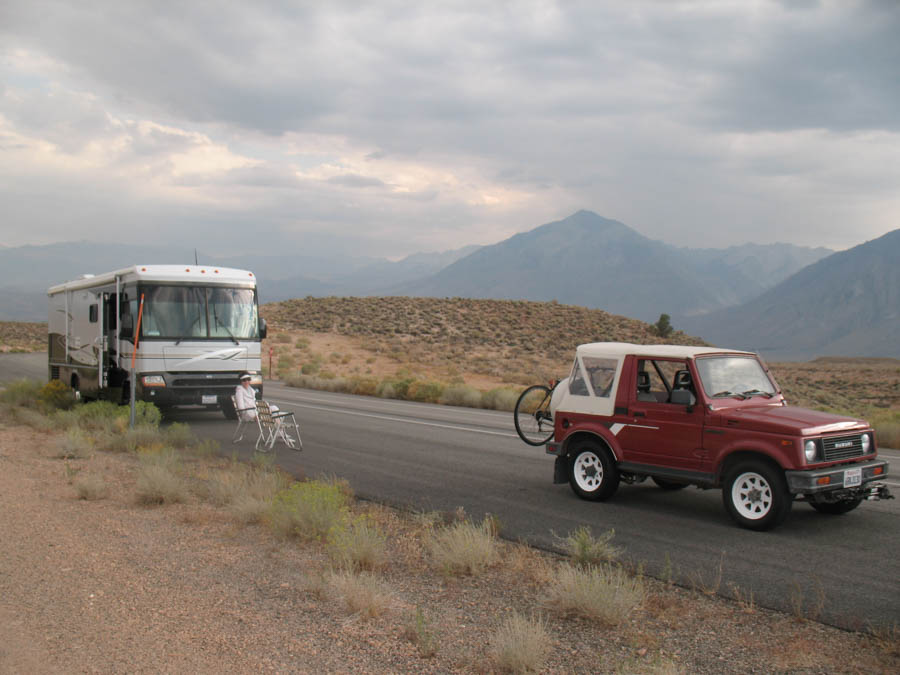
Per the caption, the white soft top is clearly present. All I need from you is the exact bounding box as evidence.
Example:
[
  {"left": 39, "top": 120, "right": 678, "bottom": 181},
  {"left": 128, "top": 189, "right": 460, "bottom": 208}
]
[
  {"left": 48, "top": 265, "right": 258, "bottom": 294},
  {"left": 576, "top": 342, "right": 752, "bottom": 360}
]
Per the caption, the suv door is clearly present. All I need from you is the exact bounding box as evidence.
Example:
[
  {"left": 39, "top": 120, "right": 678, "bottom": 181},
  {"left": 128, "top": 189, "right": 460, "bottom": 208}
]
[{"left": 617, "top": 358, "right": 705, "bottom": 470}]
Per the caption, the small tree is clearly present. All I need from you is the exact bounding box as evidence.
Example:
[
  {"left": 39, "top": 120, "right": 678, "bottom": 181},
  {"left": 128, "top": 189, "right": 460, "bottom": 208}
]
[{"left": 654, "top": 313, "right": 673, "bottom": 338}]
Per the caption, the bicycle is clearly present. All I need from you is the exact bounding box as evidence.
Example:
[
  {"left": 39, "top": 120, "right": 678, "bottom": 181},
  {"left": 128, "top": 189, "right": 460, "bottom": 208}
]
[{"left": 513, "top": 380, "right": 558, "bottom": 446}]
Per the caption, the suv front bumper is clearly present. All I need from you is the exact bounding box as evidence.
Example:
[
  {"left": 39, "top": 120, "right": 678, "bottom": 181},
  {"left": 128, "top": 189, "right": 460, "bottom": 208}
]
[{"left": 785, "top": 458, "right": 890, "bottom": 497}]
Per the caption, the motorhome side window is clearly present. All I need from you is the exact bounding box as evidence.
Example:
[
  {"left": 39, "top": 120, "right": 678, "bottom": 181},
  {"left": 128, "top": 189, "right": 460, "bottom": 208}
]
[{"left": 89, "top": 304, "right": 98, "bottom": 323}]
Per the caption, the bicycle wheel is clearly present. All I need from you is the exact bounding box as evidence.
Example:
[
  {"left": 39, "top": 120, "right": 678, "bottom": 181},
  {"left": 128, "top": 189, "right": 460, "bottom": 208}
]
[{"left": 514, "top": 384, "right": 555, "bottom": 445}]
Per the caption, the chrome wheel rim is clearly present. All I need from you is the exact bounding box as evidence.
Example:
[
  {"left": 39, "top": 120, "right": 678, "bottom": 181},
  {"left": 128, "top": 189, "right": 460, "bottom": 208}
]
[
  {"left": 731, "top": 471, "right": 773, "bottom": 520},
  {"left": 574, "top": 452, "right": 603, "bottom": 492}
]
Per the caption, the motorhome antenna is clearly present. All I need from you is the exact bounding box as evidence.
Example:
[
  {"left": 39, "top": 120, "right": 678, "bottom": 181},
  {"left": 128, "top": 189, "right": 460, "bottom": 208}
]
[{"left": 194, "top": 249, "right": 199, "bottom": 265}]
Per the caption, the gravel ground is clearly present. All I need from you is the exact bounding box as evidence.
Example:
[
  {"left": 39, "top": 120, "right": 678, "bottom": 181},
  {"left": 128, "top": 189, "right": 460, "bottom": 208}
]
[{"left": 0, "top": 424, "right": 897, "bottom": 674}]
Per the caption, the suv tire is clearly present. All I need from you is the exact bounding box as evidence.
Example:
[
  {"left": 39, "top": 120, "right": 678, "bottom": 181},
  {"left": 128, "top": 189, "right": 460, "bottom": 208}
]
[
  {"left": 569, "top": 443, "right": 620, "bottom": 501},
  {"left": 722, "top": 459, "right": 791, "bottom": 530}
]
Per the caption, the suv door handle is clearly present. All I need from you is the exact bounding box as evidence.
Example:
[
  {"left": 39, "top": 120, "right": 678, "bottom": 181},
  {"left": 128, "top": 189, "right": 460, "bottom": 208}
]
[{"left": 632, "top": 410, "right": 646, "bottom": 417}]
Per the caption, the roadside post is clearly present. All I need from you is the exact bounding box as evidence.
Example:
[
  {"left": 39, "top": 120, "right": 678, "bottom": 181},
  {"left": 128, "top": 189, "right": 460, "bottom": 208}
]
[
  {"left": 129, "top": 294, "right": 145, "bottom": 428},
  {"left": 268, "top": 346, "right": 273, "bottom": 378}
]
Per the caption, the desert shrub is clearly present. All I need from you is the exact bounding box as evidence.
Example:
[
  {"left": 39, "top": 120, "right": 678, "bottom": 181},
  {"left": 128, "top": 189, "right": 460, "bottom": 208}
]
[
  {"left": 562, "top": 526, "right": 621, "bottom": 566},
  {"left": 7, "top": 406, "right": 53, "bottom": 430},
  {"left": 164, "top": 422, "right": 197, "bottom": 449},
  {"left": 429, "top": 518, "right": 499, "bottom": 576},
  {"left": 71, "top": 401, "right": 124, "bottom": 431},
  {"left": 267, "top": 480, "right": 350, "bottom": 541},
  {"left": 481, "top": 387, "right": 519, "bottom": 411},
  {"left": 135, "top": 449, "right": 187, "bottom": 505},
  {"left": 402, "top": 606, "right": 438, "bottom": 658},
  {"left": 272, "top": 333, "right": 292, "bottom": 343},
  {"left": 277, "top": 354, "right": 297, "bottom": 370},
  {"left": 407, "top": 381, "right": 445, "bottom": 403},
  {"left": 295, "top": 337, "right": 310, "bottom": 349},
  {"left": 38, "top": 379, "right": 76, "bottom": 411},
  {"left": 101, "top": 425, "right": 168, "bottom": 453},
  {"left": 544, "top": 564, "right": 645, "bottom": 626},
  {"left": 871, "top": 410, "right": 900, "bottom": 449},
  {"left": 0, "top": 378, "right": 42, "bottom": 407},
  {"left": 328, "top": 517, "right": 387, "bottom": 571},
  {"left": 349, "top": 377, "right": 378, "bottom": 397},
  {"left": 327, "top": 570, "right": 392, "bottom": 619},
  {"left": 319, "top": 369, "right": 336, "bottom": 380},
  {"left": 132, "top": 401, "right": 162, "bottom": 427},
  {"left": 301, "top": 362, "right": 320, "bottom": 375},
  {"left": 489, "top": 611, "right": 550, "bottom": 674},
  {"left": 74, "top": 474, "right": 109, "bottom": 501},
  {"left": 54, "top": 428, "right": 93, "bottom": 459},
  {"left": 439, "top": 385, "right": 483, "bottom": 408},
  {"left": 207, "top": 462, "right": 290, "bottom": 523},
  {"left": 376, "top": 381, "right": 397, "bottom": 399}
]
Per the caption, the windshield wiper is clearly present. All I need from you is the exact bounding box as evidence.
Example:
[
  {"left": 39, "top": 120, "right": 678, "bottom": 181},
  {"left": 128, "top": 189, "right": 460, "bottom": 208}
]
[
  {"left": 212, "top": 306, "right": 239, "bottom": 345},
  {"left": 741, "top": 389, "right": 774, "bottom": 398},
  {"left": 712, "top": 390, "right": 748, "bottom": 399}
]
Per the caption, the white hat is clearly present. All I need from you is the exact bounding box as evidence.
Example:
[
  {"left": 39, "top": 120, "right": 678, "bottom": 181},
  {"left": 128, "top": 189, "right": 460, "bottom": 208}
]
[{"left": 239, "top": 373, "right": 252, "bottom": 381}]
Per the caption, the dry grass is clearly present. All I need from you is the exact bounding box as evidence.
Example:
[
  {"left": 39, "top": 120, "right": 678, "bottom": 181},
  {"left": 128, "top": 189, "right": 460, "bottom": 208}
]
[
  {"left": 327, "top": 517, "right": 387, "bottom": 571},
  {"left": 429, "top": 518, "right": 499, "bottom": 576},
  {"left": 488, "top": 611, "right": 551, "bottom": 674},
  {"left": 402, "top": 606, "right": 438, "bottom": 658},
  {"left": 53, "top": 428, "right": 94, "bottom": 460},
  {"left": 135, "top": 449, "right": 188, "bottom": 505},
  {"left": 327, "top": 570, "right": 392, "bottom": 619},
  {"left": 544, "top": 564, "right": 646, "bottom": 627},
  {"left": 73, "top": 473, "right": 109, "bottom": 500},
  {"left": 206, "top": 462, "right": 290, "bottom": 523},
  {"left": 266, "top": 480, "right": 350, "bottom": 541}
]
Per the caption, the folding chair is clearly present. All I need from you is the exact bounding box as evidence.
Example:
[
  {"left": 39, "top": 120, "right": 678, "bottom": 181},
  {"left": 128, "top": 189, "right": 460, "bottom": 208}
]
[
  {"left": 231, "top": 395, "right": 257, "bottom": 444},
  {"left": 254, "top": 399, "right": 302, "bottom": 452}
]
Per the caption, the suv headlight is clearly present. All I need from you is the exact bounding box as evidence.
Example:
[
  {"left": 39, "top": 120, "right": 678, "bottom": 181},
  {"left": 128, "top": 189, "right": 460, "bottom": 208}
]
[
  {"left": 861, "top": 433, "right": 871, "bottom": 454},
  {"left": 141, "top": 375, "right": 166, "bottom": 387},
  {"left": 804, "top": 440, "right": 818, "bottom": 462}
]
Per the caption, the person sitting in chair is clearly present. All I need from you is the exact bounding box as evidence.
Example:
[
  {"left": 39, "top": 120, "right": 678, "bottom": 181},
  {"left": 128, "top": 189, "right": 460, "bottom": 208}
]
[{"left": 235, "top": 373, "right": 263, "bottom": 420}]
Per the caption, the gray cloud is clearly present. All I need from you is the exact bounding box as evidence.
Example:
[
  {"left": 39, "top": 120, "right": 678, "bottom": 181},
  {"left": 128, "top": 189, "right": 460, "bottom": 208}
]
[{"left": 0, "top": 0, "right": 897, "bottom": 256}]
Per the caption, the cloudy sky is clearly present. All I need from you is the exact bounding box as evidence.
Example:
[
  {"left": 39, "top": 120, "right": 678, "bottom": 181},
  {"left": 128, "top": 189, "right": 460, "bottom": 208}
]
[{"left": 1, "top": 0, "right": 898, "bottom": 258}]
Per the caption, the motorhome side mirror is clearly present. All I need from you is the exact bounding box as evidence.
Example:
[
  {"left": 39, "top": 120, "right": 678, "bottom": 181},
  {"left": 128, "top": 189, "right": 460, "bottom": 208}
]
[
  {"left": 259, "top": 317, "right": 267, "bottom": 340},
  {"left": 670, "top": 389, "right": 694, "bottom": 411},
  {"left": 121, "top": 313, "right": 134, "bottom": 340}
]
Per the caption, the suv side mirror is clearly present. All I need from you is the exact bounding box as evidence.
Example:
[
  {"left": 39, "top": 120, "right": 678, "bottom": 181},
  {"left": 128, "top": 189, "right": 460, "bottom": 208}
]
[
  {"left": 670, "top": 388, "right": 694, "bottom": 411},
  {"left": 258, "top": 317, "right": 267, "bottom": 340}
]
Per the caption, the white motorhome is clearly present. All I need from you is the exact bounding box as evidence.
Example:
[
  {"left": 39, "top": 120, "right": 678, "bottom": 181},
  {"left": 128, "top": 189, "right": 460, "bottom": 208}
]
[{"left": 48, "top": 265, "right": 267, "bottom": 418}]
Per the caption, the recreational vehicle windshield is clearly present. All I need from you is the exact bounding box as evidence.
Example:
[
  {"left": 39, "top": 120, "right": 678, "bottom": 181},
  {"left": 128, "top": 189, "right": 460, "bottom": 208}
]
[{"left": 48, "top": 265, "right": 267, "bottom": 418}]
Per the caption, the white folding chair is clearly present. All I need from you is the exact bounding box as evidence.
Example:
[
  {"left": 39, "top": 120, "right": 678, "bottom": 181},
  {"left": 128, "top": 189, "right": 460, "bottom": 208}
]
[
  {"left": 231, "top": 394, "right": 257, "bottom": 444},
  {"left": 254, "top": 400, "right": 302, "bottom": 452}
]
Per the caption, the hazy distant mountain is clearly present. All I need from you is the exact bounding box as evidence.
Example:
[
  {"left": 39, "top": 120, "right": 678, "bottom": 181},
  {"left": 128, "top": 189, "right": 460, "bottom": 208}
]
[
  {"left": 677, "top": 242, "right": 832, "bottom": 314},
  {"left": 683, "top": 229, "right": 900, "bottom": 359},
  {"left": 396, "top": 211, "right": 832, "bottom": 323},
  {"left": 0, "top": 241, "right": 480, "bottom": 319}
]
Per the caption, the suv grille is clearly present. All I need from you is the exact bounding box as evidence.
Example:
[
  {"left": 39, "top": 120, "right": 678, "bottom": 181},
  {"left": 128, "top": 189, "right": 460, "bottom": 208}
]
[{"left": 822, "top": 434, "right": 865, "bottom": 461}]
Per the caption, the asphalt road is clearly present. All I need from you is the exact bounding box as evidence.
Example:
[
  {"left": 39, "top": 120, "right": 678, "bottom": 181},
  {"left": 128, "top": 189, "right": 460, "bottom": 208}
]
[{"left": 3, "top": 354, "right": 898, "bottom": 630}]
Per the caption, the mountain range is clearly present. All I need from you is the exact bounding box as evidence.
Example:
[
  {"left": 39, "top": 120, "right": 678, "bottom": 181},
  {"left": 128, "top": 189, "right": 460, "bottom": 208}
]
[{"left": 3, "top": 210, "right": 896, "bottom": 359}]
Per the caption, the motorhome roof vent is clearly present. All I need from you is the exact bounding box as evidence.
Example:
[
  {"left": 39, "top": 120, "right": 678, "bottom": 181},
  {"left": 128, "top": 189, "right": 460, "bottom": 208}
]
[{"left": 79, "top": 274, "right": 95, "bottom": 279}]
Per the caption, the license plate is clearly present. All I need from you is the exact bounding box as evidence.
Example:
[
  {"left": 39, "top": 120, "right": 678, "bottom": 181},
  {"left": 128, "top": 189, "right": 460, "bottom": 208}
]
[
  {"left": 201, "top": 395, "right": 218, "bottom": 405},
  {"left": 843, "top": 467, "right": 862, "bottom": 488}
]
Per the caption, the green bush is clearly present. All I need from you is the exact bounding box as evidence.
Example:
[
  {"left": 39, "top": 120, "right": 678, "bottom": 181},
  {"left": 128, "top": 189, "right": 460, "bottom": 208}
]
[
  {"left": 407, "top": 381, "right": 445, "bottom": 403},
  {"left": 38, "top": 379, "right": 76, "bottom": 411},
  {"left": 0, "top": 378, "right": 43, "bottom": 407},
  {"left": 301, "top": 362, "right": 320, "bottom": 375},
  {"left": 267, "top": 480, "right": 351, "bottom": 541},
  {"left": 562, "top": 526, "right": 622, "bottom": 566},
  {"left": 349, "top": 377, "right": 379, "bottom": 397},
  {"left": 272, "top": 333, "right": 292, "bottom": 343},
  {"left": 54, "top": 428, "right": 94, "bottom": 459}
]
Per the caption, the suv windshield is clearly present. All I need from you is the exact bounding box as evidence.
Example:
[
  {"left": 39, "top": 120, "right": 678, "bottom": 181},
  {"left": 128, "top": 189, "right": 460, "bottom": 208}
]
[
  {"left": 695, "top": 356, "right": 776, "bottom": 399},
  {"left": 136, "top": 285, "right": 259, "bottom": 340}
]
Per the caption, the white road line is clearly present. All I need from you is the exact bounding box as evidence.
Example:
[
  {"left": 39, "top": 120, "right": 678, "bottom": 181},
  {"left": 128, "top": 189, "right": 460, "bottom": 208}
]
[
  {"left": 272, "top": 389, "right": 510, "bottom": 420},
  {"left": 266, "top": 397, "right": 520, "bottom": 439}
]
